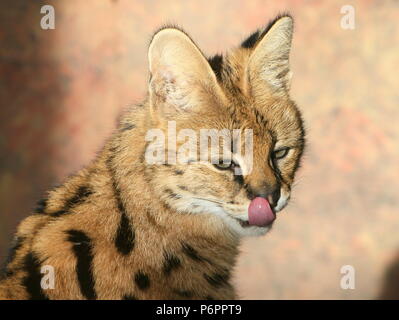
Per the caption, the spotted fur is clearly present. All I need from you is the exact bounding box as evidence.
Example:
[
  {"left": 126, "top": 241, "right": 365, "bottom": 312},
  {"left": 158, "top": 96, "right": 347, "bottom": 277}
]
[{"left": 0, "top": 15, "right": 305, "bottom": 300}]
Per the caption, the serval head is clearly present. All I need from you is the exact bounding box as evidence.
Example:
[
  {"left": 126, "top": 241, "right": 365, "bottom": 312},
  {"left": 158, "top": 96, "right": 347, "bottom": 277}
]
[{"left": 144, "top": 15, "right": 305, "bottom": 237}]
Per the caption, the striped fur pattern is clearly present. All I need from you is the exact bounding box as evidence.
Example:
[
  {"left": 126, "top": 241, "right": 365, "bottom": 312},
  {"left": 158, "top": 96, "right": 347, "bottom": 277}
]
[{"left": 0, "top": 14, "right": 305, "bottom": 299}]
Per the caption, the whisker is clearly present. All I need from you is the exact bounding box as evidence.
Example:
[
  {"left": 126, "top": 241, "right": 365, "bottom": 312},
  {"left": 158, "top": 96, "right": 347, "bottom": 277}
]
[{"left": 192, "top": 197, "right": 225, "bottom": 205}]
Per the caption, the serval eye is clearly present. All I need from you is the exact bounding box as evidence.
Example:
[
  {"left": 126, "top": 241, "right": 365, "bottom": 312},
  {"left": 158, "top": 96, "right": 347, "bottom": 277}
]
[
  {"left": 273, "top": 147, "right": 290, "bottom": 160},
  {"left": 214, "top": 160, "right": 237, "bottom": 170}
]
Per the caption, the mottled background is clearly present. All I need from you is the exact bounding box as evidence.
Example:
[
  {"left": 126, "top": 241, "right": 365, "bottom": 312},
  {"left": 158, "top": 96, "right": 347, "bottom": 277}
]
[{"left": 1, "top": 0, "right": 398, "bottom": 299}]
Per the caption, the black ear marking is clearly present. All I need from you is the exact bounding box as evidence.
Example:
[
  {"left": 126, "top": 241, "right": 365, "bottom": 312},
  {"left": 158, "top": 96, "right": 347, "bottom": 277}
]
[
  {"left": 241, "top": 13, "right": 293, "bottom": 49},
  {"left": 208, "top": 54, "right": 223, "bottom": 81},
  {"left": 241, "top": 30, "right": 260, "bottom": 49}
]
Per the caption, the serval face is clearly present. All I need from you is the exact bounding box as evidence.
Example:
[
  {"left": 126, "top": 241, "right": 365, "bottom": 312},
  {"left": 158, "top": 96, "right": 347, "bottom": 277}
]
[{"left": 144, "top": 15, "right": 305, "bottom": 237}]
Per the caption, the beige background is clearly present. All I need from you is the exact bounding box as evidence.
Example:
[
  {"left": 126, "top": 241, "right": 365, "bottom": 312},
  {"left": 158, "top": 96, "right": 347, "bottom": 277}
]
[{"left": 0, "top": 0, "right": 398, "bottom": 299}]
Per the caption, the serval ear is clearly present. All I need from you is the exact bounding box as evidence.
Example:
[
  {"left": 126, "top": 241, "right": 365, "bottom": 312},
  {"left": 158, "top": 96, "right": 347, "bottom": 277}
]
[
  {"left": 245, "top": 15, "right": 294, "bottom": 97},
  {"left": 148, "top": 27, "right": 225, "bottom": 117}
]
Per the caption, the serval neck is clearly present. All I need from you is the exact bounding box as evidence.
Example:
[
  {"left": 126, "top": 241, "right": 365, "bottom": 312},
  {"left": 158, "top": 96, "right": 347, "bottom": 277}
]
[{"left": 101, "top": 112, "right": 240, "bottom": 260}]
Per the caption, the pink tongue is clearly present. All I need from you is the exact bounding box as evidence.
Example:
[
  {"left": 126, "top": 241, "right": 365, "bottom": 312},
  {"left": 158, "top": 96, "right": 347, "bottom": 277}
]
[{"left": 248, "top": 197, "right": 275, "bottom": 227}]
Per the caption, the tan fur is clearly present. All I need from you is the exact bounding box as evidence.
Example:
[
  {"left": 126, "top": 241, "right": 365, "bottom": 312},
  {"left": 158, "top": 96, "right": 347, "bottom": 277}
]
[{"left": 0, "top": 15, "right": 305, "bottom": 300}]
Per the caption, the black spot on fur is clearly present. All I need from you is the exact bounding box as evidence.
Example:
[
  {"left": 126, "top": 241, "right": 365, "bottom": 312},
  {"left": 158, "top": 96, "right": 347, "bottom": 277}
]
[
  {"left": 22, "top": 252, "right": 48, "bottom": 300},
  {"left": 1, "top": 236, "right": 25, "bottom": 279},
  {"left": 204, "top": 272, "right": 229, "bottom": 288},
  {"left": 5, "top": 236, "right": 24, "bottom": 266},
  {"left": 208, "top": 54, "right": 223, "bottom": 81},
  {"left": 121, "top": 123, "right": 136, "bottom": 131},
  {"left": 109, "top": 146, "right": 118, "bottom": 153},
  {"left": 66, "top": 186, "right": 93, "bottom": 207},
  {"left": 174, "top": 170, "right": 184, "bottom": 175},
  {"left": 163, "top": 251, "right": 181, "bottom": 276},
  {"left": 52, "top": 209, "right": 67, "bottom": 216},
  {"left": 135, "top": 271, "right": 150, "bottom": 290},
  {"left": 115, "top": 211, "right": 135, "bottom": 255},
  {"left": 182, "top": 243, "right": 209, "bottom": 263},
  {"left": 107, "top": 156, "right": 135, "bottom": 255},
  {"left": 173, "top": 289, "right": 194, "bottom": 298},
  {"left": 254, "top": 109, "right": 268, "bottom": 127},
  {"left": 140, "top": 142, "right": 149, "bottom": 164},
  {"left": 1, "top": 269, "right": 13, "bottom": 279},
  {"left": 34, "top": 198, "right": 47, "bottom": 214},
  {"left": 52, "top": 185, "right": 93, "bottom": 217},
  {"left": 164, "top": 188, "right": 181, "bottom": 200},
  {"left": 123, "top": 294, "right": 138, "bottom": 300},
  {"left": 66, "top": 230, "right": 97, "bottom": 300}
]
